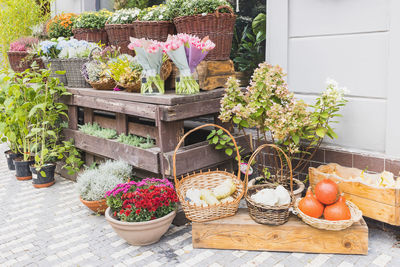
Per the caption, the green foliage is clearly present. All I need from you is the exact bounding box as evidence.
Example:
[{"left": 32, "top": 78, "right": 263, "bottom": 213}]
[
  {"left": 138, "top": 4, "right": 171, "bottom": 21},
  {"left": 0, "top": 0, "right": 51, "bottom": 67},
  {"left": 47, "top": 13, "right": 77, "bottom": 39},
  {"left": 79, "top": 123, "right": 118, "bottom": 139},
  {"left": 174, "top": 0, "right": 232, "bottom": 18},
  {"left": 107, "top": 55, "right": 142, "bottom": 85},
  {"left": 114, "top": 0, "right": 150, "bottom": 10},
  {"left": 206, "top": 129, "right": 243, "bottom": 160},
  {"left": 117, "top": 134, "right": 154, "bottom": 149},
  {"left": 74, "top": 10, "right": 113, "bottom": 30}
]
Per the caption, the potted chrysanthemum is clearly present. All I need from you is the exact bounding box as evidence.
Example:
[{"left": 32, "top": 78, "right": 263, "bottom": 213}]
[{"left": 105, "top": 178, "right": 178, "bottom": 246}]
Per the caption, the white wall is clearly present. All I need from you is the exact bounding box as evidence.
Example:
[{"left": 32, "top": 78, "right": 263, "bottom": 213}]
[
  {"left": 52, "top": 0, "right": 97, "bottom": 15},
  {"left": 267, "top": 0, "right": 400, "bottom": 158}
]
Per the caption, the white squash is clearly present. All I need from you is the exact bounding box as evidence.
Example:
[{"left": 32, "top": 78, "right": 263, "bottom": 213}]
[
  {"left": 221, "top": 196, "right": 234, "bottom": 203},
  {"left": 251, "top": 188, "right": 278, "bottom": 206},
  {"left": 213, "top": 179, "right": 236, "bottom": 200},
  {"left": 275, "top": 185, "right": 291, "bottom": 205},
  {"left": 186, "top": 188, "right": 207, "bottom": 206},
  {"left": 200, "top": 189, "right": 220, "bottom": 205}
]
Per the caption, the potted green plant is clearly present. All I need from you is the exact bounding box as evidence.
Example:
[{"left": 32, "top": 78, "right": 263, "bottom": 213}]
[
  {"left": 77, "top": 160, "right": 132, "bottom": 214},
  {"left": 73, "top": 10, "right": 112, "bottom": 45},
  {"left": 170, "top": 0, "right": 236, "bottom": 60},
  {"left": 105, "top": 178, "right": 178, "bottom": 245},
  {"left": 46, "top": 13, "right": 78, "bottom": 39},
  {"left": 216, "top": 63, "right": 348, "bottom": 195},
  {"left": 105, "top": 8, "right": 141, "bottom": 55}
]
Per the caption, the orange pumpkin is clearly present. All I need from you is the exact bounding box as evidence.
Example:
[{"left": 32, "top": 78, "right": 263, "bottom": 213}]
[
  {"left": 324, "top": 196, "right": 351, "bottom": 221},
  {"left": 315, "top": 178, "right": 338, "bottom": 205},
  {"left": 298, "top": 187, "right": 324, "bottom": 218}
]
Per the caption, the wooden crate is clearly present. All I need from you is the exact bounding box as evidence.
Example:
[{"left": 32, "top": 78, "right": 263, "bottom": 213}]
[
  {"left": 309, "top": 164, "right": 400, "bottom": 226},
  {"left": 197, "top": 60, "right": 235, "bottom": 91},
  {"left": 192, "top": 209, "right": 368, "bottom": 255}
]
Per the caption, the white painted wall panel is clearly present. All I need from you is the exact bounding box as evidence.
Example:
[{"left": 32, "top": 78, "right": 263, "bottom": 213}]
[
  {"left": 54, "top": 0, "right": 82, "bottom": 14},
  {"left": 298, "top": 95, "right": 386, "bottom": 153},
  {"left": 288, "top": 32, "right": 388, "bottom": 99},
  {"left": 289, "top": 0, "right": 390, "bottom": 37}
]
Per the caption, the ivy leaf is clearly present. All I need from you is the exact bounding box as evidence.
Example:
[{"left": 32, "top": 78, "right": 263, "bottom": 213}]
[
  {"left": 225, "top": 148, "right": 233, "bottom": 156},
  {"left": 212, "top": 136, "right": 219, "bottom": 144},
  {"left": 316, "top": 127, "right": 327, "bottom": 138}
]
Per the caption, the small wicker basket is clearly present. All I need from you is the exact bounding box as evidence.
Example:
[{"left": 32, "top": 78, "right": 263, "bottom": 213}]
[
  {"left": 245, "top": 144, "right": 295, "bottom": 225},
  {"left": 61, "top": 58, "right": 90, "bottom": 88},
  {"left": 173, "top": 123, "right": 245, "bottom": 222},
  {"left": 294, "top": 197, "right": 363, "bottom": 231}
]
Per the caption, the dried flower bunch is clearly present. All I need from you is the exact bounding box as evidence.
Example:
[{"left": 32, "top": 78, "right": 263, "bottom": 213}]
[{"left": 219, "top": 62, "right": 348, "bottom": 179}]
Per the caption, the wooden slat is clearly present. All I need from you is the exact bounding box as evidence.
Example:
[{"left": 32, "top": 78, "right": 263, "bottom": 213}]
[
  {"left": 160, "top": 98, "right": 221, "bottom": 121},
  {"left": 63, "top": 129, "right": 160, "bottom": 173},
  {"left": 68, "top": 94, "right": 157, "bottom": 119},
  {"left": 192, "top": 209, "right": 368, "bottom": 255},
  {"left": 116, "top": 113, "right": 127, "bottom": 135},
  {"left": 83, "top": 107, "right": 93, "bottom": 124},
  {"left": 68, "top": 105, "right": 78, "bottom": 130},
  {"left": 67, "top": 87, "right": 226, "bottom": 106},
  {"left": 162, "top": 134, "right": 252, "bottom": 177}
]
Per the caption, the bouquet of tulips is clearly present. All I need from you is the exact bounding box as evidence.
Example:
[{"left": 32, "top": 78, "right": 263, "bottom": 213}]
[
  {"left": 164, "top": 34, "right": 215, "bottom": 95},
  {"left": 128, "top": 38, "right": 164, "bottom": 94}
]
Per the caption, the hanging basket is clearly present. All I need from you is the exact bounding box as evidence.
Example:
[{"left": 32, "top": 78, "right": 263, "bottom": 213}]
[
  {"left": 173, "top": 123, "right": 245, "bottom": 222},
  {"left": 73, "top": 28, "right": 109, "bottom": 46},
  {"left": 43, "top": 58, "right": 67, "bottom": 85},
  {"left": 61, "top": 58, "right": 90, "bottom": 88},
  {"left": 245, "top": 144, "right": 295, "bottom": 225},
  {"left": 173, "top": 5, "right": 236, "bottom": 61},
  {"left": 132, "top": 21, "right": 176, "bottom": 42},
  {"left": 105, "top": 24, "right": 136, "bottom": 55},
  {"left": 7, "top": 51, "right": 44, "bottom": 72}
]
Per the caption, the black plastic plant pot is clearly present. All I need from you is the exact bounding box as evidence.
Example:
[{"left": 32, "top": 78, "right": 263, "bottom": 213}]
[
  {"left": 4, "top": 150, "right": 22, "bottom": 171},
  {"left": 30, "top": 163, "right": 56, "bottom": 188},
  {"left": 13, "top": 158, "right": 34, "bottom": 180}
]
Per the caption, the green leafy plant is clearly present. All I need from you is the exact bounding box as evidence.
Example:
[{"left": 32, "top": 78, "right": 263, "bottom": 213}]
[
  {"left": 114, "top": 0, "right": 149, "bottom": 10},
  {"left": 107, "top": 8, "right": 141, "bottom": 24},
  {"left": 74, "top": 10, "right": 113, "bottom": 30},
  {"left": 107, "top": 55, "right": 142, "bottom": 85},
  {"left": 117, "top": 134, "right": 154, "bottom": 149},
  {"left": 79, "top": 123, "right": 118, "bottom": 139},
  {"left": 219, "top": 64, "right": 348, "bottom": 179},
  {"left": 206, "top": 129, "right": 243, "bottom": 160},
  {"left": 46, "top": 13, "right": 77, "bottom": 39},
  {"left": 175, "top": 0, "right": 232, "bottom": 18},
  {"left": 138, "top": 4, "right": 171, "bottom": 21}
]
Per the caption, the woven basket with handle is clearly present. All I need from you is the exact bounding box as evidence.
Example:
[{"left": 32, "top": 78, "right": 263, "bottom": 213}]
[
  {"left": 43, "top": 58, "right": 67, "bottom": 85},
  {"left": 105, "top": 24, "right": 136, "bottom": 55},
  {"left": 83, "top": 47, "right": 116, "bottom": 90},
  {"left": 173, "top": 123, "right": 245, "bottom": 222},
  {"left": 173, "top": 5, "right": 236, "bottom": 61},
  {"left": 61, "top": 58, "right": 90, "bottom": 88},
  {"left": 245, "top": 144, "right": 295, "bottom": 225}
]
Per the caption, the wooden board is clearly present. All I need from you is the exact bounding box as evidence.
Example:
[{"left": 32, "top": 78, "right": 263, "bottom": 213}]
[
  {"left": 197, "top": 60, "right": 235, "bottom": 91},
  {"left": 63, "top": 129, "right": 160, "bottom": 173},
  {"left": 192, "top": 209, "right": 368, "bottom": 255},
  {"left": 309, "top": 166, "right": 400, "bottom": 225}
]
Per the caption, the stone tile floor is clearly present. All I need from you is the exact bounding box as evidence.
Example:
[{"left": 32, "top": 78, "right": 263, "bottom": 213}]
[{"left": 1, "top": 144, "right": 400, "bottom": 266}]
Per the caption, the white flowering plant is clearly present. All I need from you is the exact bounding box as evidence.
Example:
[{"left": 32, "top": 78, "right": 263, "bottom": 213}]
[
  {"left": 171, "top": 0, "right": 232, "bottom": 18},
  {"left": 57, "top": 39, "right": 99, "bottom": 59},
  {"left": 216, "top": 62, "right": 348, "bottom": 179},
  {"left": 138, "top": 4, "right": 171, "bottom": 21},
  {"left": 107, "top": 8, "right": 140, "bottom": 24}
]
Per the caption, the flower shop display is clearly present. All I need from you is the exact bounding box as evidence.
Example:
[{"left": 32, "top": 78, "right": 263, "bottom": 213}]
[
  {"left": 47, "top": 13, "right": 77, "bottom": 39},
  {"left": 171, "top": 0, "right": 236, "bottom": 60},
  {"left": 173, "top": 123, "right": 245, "bottom": 222},
  {"left": 128, "top": 38, "right": 164, "bottom": 94},
  {"left": 58, "top": 38, "right": 99, "bottom": 87},
  {"left": 294, "top": 180, "right": 362, "bottom": 231},
  {"left": 218, "top": 64, "right": 348, "bottom": 196},
  {"left": 7, "top": 37, "right": 42, "bottom": 72},
  {"left": 73, "top": 10, "right": 112, "bottom": 45},
  {"left": 105, "top": 8, "right": 140, "bottom": 55},
  {"left": 133, "top": 4, "right": 176, "bottom": 42},
  {"left": 105, "top": 178, "right": 178, "bottom": 245},
  {"left": 309, "top": 163, "right": 400, "bottom": 225},
  {"left": 77, "top": 160, "right": 131, "bottom": 214},
  {"left": 38, "top": 38, "right": 67, "bottom": 85},
  {"left": 107, "top": 54, "right": 142, "bottom": 92},
  {"left": 164, "top": 34, "right": 215, "bottom": 94},
  {"left": 245, "top": 144, "right": 295, "bottom": 225}
]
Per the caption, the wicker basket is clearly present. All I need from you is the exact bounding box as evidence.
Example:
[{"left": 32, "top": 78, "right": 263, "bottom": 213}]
[
  {"left": 105, "top": 24, "right": 136, "bottom": 55},
  {"left": 7, "top": 51, "right": 44, "bottom": 72},
  {"left": 73, "top": 28, "right": 109, "bottom": 46},
  {"left": 43, "top": 59, "right": 67, "bottom": 85},
  {"left": 61, "top": 58, "right": 90, "bottom": 88},
  {"left": 174, "top": 5, "right": 236, "bottom": 61},
  {"left": 132, "top": 21, "right": 175, "bottom": 42},
  {"left": 89, "top": 79, "right": 117, "bottom": 90},
  {"left": 294, "top": 198, "right": 363, "bottom": 231},
  {"left": 117, "top": 81, "right": 141, "bottom": 93},
  {"left": 173, "top": 124, "right": 245, "bottom": 222},
  {"left": 245, "top": 144, "right": 295, "bottom": 225},
  {"left": 161, "top": 60, "right": 172, "bottom": 80}
]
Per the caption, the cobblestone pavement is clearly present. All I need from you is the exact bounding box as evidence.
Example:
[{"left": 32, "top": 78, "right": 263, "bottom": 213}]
[{"left": 1, "top": 144, "right": 400, "bottom": 267}]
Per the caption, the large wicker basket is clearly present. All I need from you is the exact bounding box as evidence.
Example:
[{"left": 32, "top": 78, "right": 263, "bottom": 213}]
[
  {"left": 43, "top": 59, "right": 67, "bottom": 85},
  {"left": 173, "top": 5, "right": 236, "bottom": 61},
  {"left": 105, "top": 24, "right": 136, "bottom": 55},
  {"left": 8, "top": 51, "right": 44, "bottom": 72},
  {"left": 132, "top": 21, "right": 175, "bottom": 42},
  {"left": 294, "top": 197, "right": 363, "bottom": 231},
  {"left": 173, "top": 124, "right": 245, "bottom": 222},
  {"left": 61, "top": 58, "right": 90, "bottom": 88},
  {"left": 73, "top": 28, "right": 109, "bottom": 46},
  {"left": 245, "top": 144, "right": 295, "bottom": 225}
]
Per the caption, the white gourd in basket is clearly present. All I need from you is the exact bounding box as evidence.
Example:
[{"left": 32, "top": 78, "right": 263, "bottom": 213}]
[{"left": 213, "top": 179, "right": 236, "bottom": 200}]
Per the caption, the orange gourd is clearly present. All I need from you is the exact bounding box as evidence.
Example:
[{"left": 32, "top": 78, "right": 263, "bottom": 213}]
[
  {"left": 315, "top": 178, "right": 338, "bottom": 205},
  {"left": 324, "top": 196, "right": 351, "bottom": 221},
  {"left": 298, "top": 188, "right": 324, "bottom": 218}
]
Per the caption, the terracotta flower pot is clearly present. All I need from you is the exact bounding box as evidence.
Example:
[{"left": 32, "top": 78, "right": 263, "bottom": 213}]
[
  {"left": 248, "top": 177, "right": 305, "bottom": 199},
  {"left": 80, "top": 197, "right": 108, "bottom": 215},
  {"left": 105, "top": 207, "right": 176, "bottom": 246}
]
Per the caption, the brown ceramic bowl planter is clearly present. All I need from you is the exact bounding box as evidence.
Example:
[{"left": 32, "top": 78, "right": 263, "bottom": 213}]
[
  {"left": 80, "top": 197, "right": 108, "bottom": 215},
  {"left": 13, "top": 158, "right": 34, "bottom": 180},
  {"left": 4, "top": 150, "right": 22, "bottom": 171},
  {"left": 105, "top": 207, "right": 176, "bottom": 246},
  {"left": 29, "top": 164, "right": 56, "bottom": 188}
]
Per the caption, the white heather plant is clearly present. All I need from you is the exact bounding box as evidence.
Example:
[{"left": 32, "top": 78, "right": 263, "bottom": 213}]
[
  {"left": 107, "top": 8, "right": 141, "bottom": 24},
  {"left": 98, "top": 160, "right": 132, "bottom": 180}
]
